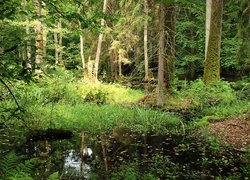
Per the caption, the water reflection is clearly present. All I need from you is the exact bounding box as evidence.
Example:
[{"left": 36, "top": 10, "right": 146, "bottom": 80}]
[
  {"left": 19, "top": 131, "right": 246, "bottom": 179},
  {"left": 63, "top": 149, "right": 92, "bottom": 178}
]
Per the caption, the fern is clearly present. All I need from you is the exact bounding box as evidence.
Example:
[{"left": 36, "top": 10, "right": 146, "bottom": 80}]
[
  {"left": 0, "top": 151, "right": 37, "bottom": 180},
  {"left": 0, "top": 151, "right": 19, "bottom": 178}
]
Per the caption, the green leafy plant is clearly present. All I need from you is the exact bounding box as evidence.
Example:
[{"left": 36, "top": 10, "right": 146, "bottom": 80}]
[
  {"left": 84, "top": 89, "right": 108, "bottom": 105},
  {"left": 0, "top": 151, "right": 37, "bottom": 180}
]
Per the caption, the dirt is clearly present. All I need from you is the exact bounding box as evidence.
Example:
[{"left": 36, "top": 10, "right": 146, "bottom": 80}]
[{"left": 209, "top": 112, "right": 250, "bottom": 149}]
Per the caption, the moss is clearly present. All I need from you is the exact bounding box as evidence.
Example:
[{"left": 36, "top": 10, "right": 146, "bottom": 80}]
[{"left": 203, "top": 0, "right": 223, "bottom": 84}]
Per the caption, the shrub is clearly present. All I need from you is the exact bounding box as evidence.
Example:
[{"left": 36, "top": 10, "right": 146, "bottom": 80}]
[{"left": 84, "top": 89, "right": 108, "bottom": 105}]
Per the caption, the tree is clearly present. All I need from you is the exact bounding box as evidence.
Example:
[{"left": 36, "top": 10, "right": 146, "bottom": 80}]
[
  {"left": 165, "top": 3, "right": 176, "bottom": 89},
  {"left": 33, "top": 0, "right": 44, "bottom": 74},
  {"left": 157, "top": 3, "right": 165, "bottom": 107},
  {"left": 203, "top": 0, "right": 223, "bottom": 84},
  {"left": 144, "top": 0, "right": 149, "bottom": 81},
  {"left": 238, "top": 0, "right": 250, "bottom": 75},
  {"left": 58, "top": 19, "right": 63, "bottom": 64},
  {"left": 23, "top": 0, "right": 32, "bottom": 70},
  {"left": 93, "top": 0, "right": 108, "bottom": 81},
  {"left": 54, "top": 22, "right": 59, "bottom": 64}
]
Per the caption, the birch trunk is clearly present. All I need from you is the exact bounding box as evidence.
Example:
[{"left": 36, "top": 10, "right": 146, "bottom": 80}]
[
  {"left": 80, "top": 35, "right": 86, "bottom": 77},
  {"left": 93, "top": 0, "right": 108, "bottom": 80},
  {"left": 157, "top": 4, "right": 165, "bottom": 107}
]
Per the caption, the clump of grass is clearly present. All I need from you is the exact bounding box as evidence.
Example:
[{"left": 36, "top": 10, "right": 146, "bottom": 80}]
[{"left": 35, "top": 103, "right": 182, "bottom": 135}]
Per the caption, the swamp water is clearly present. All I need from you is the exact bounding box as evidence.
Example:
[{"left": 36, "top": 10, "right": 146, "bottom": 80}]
[{"left": 17, "top": 129, "right": 249, "bottom": 180}]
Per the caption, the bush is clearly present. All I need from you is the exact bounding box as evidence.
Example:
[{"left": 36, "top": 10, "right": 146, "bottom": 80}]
[
  {"left": 178, "top": 79, "right": 237, "bottom": 107},
  {"left": 84, "top": 89, "right": 108, "bottom": 105}
]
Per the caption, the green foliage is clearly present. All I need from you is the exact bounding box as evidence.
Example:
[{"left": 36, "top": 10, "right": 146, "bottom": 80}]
[
  {"left": 48, "top": 172, "right": 59, "bottom": 180},
  {"left": 178, "top": 79, "right": 237, "bottom": 107},
  {"left": 0, "top": 151, "right": 37, "bottom": 180},
  {"left": 84, "top": 89, "right": 108, "bottom": 105},
  {"left": 111, "top": 164, "right": 139, "bottom": 180}
]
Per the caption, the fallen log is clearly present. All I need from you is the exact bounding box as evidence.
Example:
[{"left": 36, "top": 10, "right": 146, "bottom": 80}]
[{"left": 27, "top": 128, "right": 73, "bottom": 141}]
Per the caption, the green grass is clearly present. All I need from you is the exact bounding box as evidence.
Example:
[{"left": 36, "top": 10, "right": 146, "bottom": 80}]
[{"left": 32, "top": 103, "right": 182, "bottom": 135}]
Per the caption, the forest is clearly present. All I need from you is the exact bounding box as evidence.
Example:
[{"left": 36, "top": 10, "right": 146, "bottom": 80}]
[{"left": 0, "top": 0, "right": 249, "bottom": 179}]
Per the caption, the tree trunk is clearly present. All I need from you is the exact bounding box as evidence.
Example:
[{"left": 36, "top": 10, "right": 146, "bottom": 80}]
[
  {"left": 203, "top": 0, "right": 223, "bottom": 84},
  {"left": 110, "top": 51, "right": 114, "bottom": 80},
  {"left": 157, "top": 4, "right": 165, "bottom": 107},
  {"left": 54, "top": 24, "right": 59, "bottom": 64},
  {"left": 118, "top": 53, "right": 122, "bottom": 78},
  {"left": 33, "top": 0, "right": 43, "bottom": 74},
  {"left": 93, "top": 0, "right": 108, "bottom": 81},
  {"left": 144, "top": 0, "right": 149, "bottom": 81},
  {"left": 42, "top": 7, "right": 47, "bottom": 60},
  {"left": 238, "top": 0, "right": 250, "bottom": 76},
  {"left": 59, "top": 19, "right": 63, "bottom": 64},
  {"left": 190, "top": 15, "right": 196, "bottom": 80},
  {"left": 80, "top": 35, "right": 86, "bottom": 78},
  {"left": 165, "top": 4, "right": 176, "bottom": 90},
  {"left": 114, "top": 51, "right": 118, "bottom": 80},
  {"left": 43, "top": 29, "right": 47, "bottom": 59},
  {"left": 24, "top": 0, "right": 32, "bottom": 70}
]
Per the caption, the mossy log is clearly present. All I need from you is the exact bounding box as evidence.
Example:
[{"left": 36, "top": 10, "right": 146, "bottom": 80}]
[{"left": 27, "top": 128, "right": 73, "bottom": 141}]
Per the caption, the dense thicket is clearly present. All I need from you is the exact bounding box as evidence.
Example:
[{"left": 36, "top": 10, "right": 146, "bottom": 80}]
[{"left": 0, "top": 0, "right": 249, "bottom": 82}]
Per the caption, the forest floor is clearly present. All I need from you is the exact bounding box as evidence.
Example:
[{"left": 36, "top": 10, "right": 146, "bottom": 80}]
[{"left": 209, "top": 111, "right": 250, "bottom": 149}]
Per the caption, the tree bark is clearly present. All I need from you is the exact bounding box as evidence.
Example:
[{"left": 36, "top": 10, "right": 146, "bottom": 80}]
[
  {"left": 24, "top": 0, "right": 32, "bottom": 69},
  {"left": 165, "top": 4, "right": 176, "bottom": 90},
  {"left": 80, "top": 35, "right": 86, "bottom": 78},
  {"left": 203, "top": 0, "right": 223, "bottom": 84},
  {"left": 59, "top": 19, "right": 63, "bottom": 64},
  {"left": 33, "top": 0, "right": 43, "bottom": 74},
  {"left": 54, "top": 24, "right": 59, "bottom": 64},
  {"left": 144, "top": 0, "right": 149, "bottom": 81},
  {"left": 93, "top": 0, "right": 108, "bottom": 81},
  {"left": 118, "top": 53, "right": 122, "bottom": 78},
  {"left": 157, "top": 4, "right": 165, "bottom": 107},
  {"left": 43, "top": 29, "right": 47, "bottom": 59}
]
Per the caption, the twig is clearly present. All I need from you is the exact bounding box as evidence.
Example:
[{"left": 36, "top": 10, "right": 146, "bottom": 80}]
[{"left": 0, "top": 78, "right": 22, "bottom": 112}]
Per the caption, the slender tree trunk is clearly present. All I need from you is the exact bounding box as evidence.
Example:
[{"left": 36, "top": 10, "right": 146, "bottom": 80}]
[
  {"left": 54, "top": 25, "right": 59, "bottom": 64},
  {"left": 110, "top": 51, "right": 114, "bottom": 80},
  {"left": 239, "top": 0, "right": 250, "bottom": 76},
  {"left": 144, "top": 0, "right": 149, "bottom": 81},
  {"left": 93, "top": 0, "right": 108, "bottom": 81},
  {"left": 203, "top": 0, "right": 223, "bottom": 84},
  {"left": 118, "top": 53, "right": 122, "bottom": 78},
  {"left": 190, "top": 15, "right": 196, "bottom": 80},
  {"left": 157, "top": 4, "right": 165, "bottom": 107},
  {"left": 59, "top": 19, "right": 63, "bottom": 64},
  {"left": 80, "top": 35, "right": 86, "bottom": 77},
  {"left": 42, "top": 7, "right": 47, "bottom": 60},
  {"left": 165, "top": 4, "right": 176, "bottom": 90},
  {"left": 78, "top": 7, "right": 85, "bottom": 78},
  {"left": 24, "top": 0, "right": 32, "bottom": 69},
  {"left": 43, "top": 30, "right": 47, "bottom": 59},
  {"left": 114, "top": 51, "right": 118, "bottom": 80},
  {"left": 33, "top": 0, "right": 43, "bottom": 74},
  {"left": 87, "top": 56, "right": 93, "bottom": 79}
]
